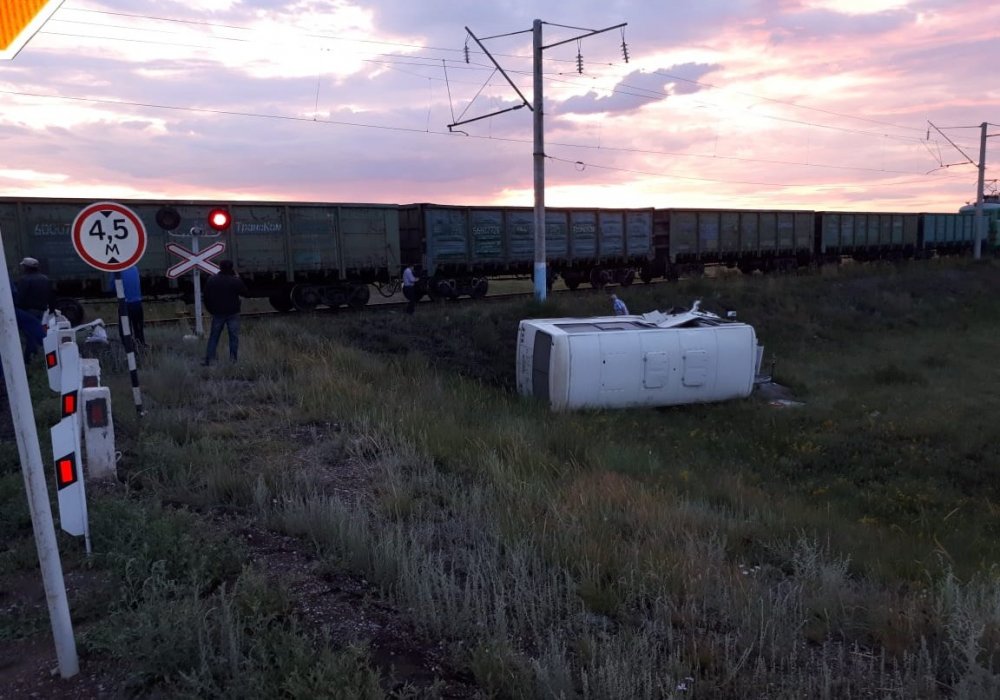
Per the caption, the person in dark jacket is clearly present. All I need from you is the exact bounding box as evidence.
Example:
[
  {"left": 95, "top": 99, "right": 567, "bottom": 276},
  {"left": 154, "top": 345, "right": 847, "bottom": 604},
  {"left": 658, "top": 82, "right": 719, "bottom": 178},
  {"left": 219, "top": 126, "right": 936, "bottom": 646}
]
[
  {"left": 15, "top": 307, "right": 45, "bottom": 367},
  {"left": 15, "top": 257, "right": 53, "bottom": 321},
  {"left": 11, "top": 282, "right": 45, "bottom": 366},
  {"left": 202, "top": 260, "right": 249, "bottom": 365}
]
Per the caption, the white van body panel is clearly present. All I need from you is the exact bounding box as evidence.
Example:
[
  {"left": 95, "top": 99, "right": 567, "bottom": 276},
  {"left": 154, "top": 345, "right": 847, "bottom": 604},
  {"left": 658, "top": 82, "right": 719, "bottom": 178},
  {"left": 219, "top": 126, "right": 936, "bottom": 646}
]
[{"left": 516, "top": 312, "right": 761, "bottom": 411}]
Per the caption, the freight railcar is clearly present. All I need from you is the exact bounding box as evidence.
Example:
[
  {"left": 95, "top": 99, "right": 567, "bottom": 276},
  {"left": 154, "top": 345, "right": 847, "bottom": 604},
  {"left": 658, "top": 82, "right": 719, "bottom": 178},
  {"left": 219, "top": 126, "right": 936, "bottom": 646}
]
[
  {"left": 0, "top": 197, "right": 401, "bottom": 319},
  {"left": 4, "top": 196, "right": 998, "bottom": 326},
  {"left": 921, "top": 212, "right": 976, "bottom": 256},
  {"left": 647, "top": 208, "right": 816, "bottom": 279},
  {"left": 399, "top": 204, "right": 655, "bottom": 297},
  {"left": 817, "top": 211, "right": 920, "bottom": 262}
]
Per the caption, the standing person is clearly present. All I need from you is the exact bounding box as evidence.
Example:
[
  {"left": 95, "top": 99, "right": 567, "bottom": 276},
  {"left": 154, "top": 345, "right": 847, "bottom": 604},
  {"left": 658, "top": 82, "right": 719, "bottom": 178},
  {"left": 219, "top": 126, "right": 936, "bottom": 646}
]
[
  {"left": 11, "top": 282, "right": 45, "bottom": 367},
  {"left": 118, "top": 265, "right": 145, "bottom": 348},
  {"left": 15, "top": 307, "right": 45, "bottom": 367},
  {"left": 202, "top": 260, "right": 249, "bottom": 366},
  {"left": 402, "top": 264, "right": 419, "bottom": 315},
  {"left": 610, "top": 293, "right": 629, "bottom": 316},
  {"left": 14, "top": 257, "right": 52, "bottom": 321}
]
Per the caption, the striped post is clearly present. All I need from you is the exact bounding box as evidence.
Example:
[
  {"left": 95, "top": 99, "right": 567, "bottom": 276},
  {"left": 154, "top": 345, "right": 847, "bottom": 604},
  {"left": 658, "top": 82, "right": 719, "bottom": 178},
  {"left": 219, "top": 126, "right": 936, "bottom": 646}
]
[{"left": 114, "top": 273, "right": 144, "bottom": 417}]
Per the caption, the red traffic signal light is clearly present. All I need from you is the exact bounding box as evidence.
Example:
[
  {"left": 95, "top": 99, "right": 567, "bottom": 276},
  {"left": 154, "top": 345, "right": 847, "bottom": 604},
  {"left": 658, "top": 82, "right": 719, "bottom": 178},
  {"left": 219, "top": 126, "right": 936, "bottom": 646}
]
[{"left": 207, "top": 208, "right": 231, "bottom": 232}]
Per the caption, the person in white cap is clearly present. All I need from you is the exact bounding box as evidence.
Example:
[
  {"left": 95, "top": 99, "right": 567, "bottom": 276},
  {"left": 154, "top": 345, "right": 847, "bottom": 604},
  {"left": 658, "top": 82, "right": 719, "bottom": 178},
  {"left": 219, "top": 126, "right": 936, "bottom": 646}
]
[{"left": 15, "top": 257, "right": 53, "bottom": 321}]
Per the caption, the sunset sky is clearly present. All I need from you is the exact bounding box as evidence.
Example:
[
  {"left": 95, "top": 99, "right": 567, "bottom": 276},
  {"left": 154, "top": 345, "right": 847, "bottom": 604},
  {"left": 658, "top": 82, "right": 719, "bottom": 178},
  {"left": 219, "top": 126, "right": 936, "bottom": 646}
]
[{"left": 0, "top": 0, "right": 997, "bottom": 212}]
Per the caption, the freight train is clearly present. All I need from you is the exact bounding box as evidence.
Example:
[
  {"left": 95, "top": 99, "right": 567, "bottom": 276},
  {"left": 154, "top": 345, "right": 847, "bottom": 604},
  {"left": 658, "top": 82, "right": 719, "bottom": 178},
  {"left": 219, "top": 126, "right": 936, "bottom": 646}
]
[{"left": 2, "top": 196, "right": 999, "bottom": 325}]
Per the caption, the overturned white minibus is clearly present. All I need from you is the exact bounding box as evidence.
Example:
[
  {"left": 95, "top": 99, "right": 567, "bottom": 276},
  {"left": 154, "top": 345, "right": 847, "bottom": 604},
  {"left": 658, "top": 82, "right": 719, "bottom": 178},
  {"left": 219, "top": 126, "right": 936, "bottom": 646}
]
[{"left": 516, "top": 303, "right": 764, "bottom": 411}]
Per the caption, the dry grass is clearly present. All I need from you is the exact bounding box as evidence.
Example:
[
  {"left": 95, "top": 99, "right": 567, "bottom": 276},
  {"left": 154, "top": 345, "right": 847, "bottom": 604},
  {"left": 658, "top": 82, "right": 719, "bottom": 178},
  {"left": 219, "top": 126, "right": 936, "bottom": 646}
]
[{"left": 6, "top": 258, "right": 1000, "bottom": 697}]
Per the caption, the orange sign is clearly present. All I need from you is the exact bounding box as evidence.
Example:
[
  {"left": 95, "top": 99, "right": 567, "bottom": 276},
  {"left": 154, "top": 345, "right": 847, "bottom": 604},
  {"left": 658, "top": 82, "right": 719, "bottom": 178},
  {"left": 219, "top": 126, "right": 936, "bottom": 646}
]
[{"left": 0, "top": 0, "right": 63, "bottom": 60}]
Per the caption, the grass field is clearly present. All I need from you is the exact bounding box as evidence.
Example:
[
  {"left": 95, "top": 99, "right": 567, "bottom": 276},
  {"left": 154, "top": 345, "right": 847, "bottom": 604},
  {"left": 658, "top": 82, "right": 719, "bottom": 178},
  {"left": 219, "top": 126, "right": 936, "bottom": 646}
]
[{"left": 3, "top": 258, "right": 1000, "bottom": 698}]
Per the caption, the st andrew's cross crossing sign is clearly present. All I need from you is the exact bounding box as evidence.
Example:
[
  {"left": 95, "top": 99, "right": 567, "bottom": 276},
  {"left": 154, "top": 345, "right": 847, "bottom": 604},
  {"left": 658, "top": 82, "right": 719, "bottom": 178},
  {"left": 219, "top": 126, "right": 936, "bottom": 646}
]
[
  {"left": 0, "top": 0, "right": 64, "bottom": 60},
  {"left": 71, "top": 202, "right": 148, "bottom": 272},
  {"left": 165, "top": 241, "right": 226, "bottom": 279}
]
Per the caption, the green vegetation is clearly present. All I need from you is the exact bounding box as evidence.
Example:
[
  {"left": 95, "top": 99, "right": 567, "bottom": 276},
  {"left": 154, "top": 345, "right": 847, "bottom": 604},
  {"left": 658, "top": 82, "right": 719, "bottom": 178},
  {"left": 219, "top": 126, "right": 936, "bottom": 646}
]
[{"left": 3, "top": 258, "right": 1000, "bottom": 697}]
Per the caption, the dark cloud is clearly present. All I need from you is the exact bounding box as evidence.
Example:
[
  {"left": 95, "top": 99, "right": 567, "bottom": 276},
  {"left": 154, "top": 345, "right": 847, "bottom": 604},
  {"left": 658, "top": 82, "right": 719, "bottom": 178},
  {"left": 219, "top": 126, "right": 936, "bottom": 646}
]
[{"left": 556, "top": 63, "right": 719, "bottom": 115}]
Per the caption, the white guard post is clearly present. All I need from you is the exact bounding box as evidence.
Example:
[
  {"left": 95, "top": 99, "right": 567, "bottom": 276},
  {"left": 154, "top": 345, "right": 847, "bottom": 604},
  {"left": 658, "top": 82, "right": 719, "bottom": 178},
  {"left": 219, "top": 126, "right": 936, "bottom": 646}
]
[
  {"left": 47, "top": 322, "right": 118, "bottom": 481},
  {"left": 42, "top": 311, "right": 72, "bottom": 393},
  {"left": 0, "top": 225, "right": 79, "bottom": 678},
  {"left": 45, "top": 316, "right": 104, "bottom": 394},
  {"left": 51, "top": 341, "right": 91, "bottom": 554},
  {"left": 80, "top": 358, "right": 116, "bottom": 481}
]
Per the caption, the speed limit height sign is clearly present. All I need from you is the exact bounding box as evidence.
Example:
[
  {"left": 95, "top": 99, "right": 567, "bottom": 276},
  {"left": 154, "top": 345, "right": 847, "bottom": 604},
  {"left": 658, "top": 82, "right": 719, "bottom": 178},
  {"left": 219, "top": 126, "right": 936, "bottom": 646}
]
[{"left": 71, "top": 202, "right": 147, "bottom": 271}]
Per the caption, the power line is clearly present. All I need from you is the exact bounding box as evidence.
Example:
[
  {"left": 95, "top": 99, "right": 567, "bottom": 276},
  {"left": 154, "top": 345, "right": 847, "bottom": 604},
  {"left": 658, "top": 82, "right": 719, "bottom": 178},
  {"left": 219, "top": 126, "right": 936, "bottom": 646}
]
[
  {"left": 54, "top": 6, "right": 948, "bottom": 146},
  {"left": 545, "top": 154, "right": 973, "bottom": 191},
  {"left": 37, "top": 22, "right": 948, "bottom": 150},
  {"left": 0, "top": 87, "right": 969, "bottom": 180},
  {"left": 18, "top": 10, "right": 989, "bottom": 186},
  {"left": 650, "top": 70, "right": 925, "bottom": 134},
  {"left": 46, "top": 8, "right": 967, "bottom": 157},
  {"left": 0, "top": 87, "right": 982, "bottom": 183}
]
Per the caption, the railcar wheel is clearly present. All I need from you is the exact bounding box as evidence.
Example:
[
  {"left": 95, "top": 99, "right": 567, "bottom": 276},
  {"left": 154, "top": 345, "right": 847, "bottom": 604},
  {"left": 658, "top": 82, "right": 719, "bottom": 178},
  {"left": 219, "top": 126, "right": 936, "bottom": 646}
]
[
  {"left": 619, "top": 269, "right": 635, "bottom": 287},
  {"left": 291, "top": 284, "right": 320, "bottom": 311},
  {"left": 435, "top": 279, "right": 458, "bottom": 299},
  {"left": 589, "top": 268, "right": 610, "bottom": 289},
  {"left": 470, "top": 278, "right": 488, "bottom": 298},
  {"left": 562, "top": 271, "right": 583, "bottom": 291},
  {"left": 269, "top": 291, "right": 294, "bottom": 312},
  {"left": 347, "top": 284, "right": 370, "bottom": 309},
  {"left": 55, "top": 298, "right": 84, "bottom": 326}
]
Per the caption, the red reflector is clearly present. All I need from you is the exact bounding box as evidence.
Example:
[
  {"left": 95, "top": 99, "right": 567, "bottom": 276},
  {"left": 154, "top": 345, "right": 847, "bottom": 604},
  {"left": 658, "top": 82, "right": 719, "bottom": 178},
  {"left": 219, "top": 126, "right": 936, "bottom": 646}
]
[
  {"left": 86, "top": 398, "right": 108, "bottom": 428},
  {"left": 82, "top": 375, "right": 98, "bottom": 388},
  {"left": 46, "top": 352, "right": 58, "bottom": 369},
  {"left": 61, "top": 391, "right": 78, "bottom": 417},
  {"left": 56, "top": 455, "right": 77, "bottom": 488}
]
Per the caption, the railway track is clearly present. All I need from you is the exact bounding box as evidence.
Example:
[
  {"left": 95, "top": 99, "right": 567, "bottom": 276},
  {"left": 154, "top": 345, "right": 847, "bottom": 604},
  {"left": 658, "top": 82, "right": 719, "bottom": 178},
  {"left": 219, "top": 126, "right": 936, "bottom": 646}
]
[{"left": 92, "top": 283, "right": 625, "bottom": 329}]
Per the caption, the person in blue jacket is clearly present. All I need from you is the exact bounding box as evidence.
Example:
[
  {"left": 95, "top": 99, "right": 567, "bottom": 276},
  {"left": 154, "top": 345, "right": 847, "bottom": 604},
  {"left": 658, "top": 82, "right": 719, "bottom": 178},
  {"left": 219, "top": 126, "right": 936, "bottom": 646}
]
[
  {"left": 120, "top": 266, "right": 145, "bottom": 347},
  {"left": 611, "top": 293, "right": 629, "bottom": 316},
  {"left": 108, "top": 267, "right": 145, "bottom": 347}
]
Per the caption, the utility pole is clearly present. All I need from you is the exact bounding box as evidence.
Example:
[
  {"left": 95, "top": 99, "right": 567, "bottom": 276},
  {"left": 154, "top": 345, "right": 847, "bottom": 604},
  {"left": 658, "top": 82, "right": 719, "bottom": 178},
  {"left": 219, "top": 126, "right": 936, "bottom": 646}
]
[
  {"left": 928, "top": 120, "right": 996, "bottom": 260},
  {"left": 532, "top": 20, "right": 545, "bottom": 301},
  {"left": 975, "top": 122, "right": 987, "bottom": 259},
  {"left": 453, "top": 19, "right": 627, "bottom": 302}
]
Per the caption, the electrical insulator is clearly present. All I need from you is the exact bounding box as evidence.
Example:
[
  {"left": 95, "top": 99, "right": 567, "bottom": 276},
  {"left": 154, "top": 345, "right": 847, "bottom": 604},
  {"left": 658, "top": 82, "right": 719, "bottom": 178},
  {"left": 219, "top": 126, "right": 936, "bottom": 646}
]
[
  {"left": 576, "top": 47, "right": 584, "bottom": 74},
  {"left": 464, "top": 41, "right": 470, "bottom": 64},
  {"left": 621, "top": 40, "right": 630, "bottom": 63}
]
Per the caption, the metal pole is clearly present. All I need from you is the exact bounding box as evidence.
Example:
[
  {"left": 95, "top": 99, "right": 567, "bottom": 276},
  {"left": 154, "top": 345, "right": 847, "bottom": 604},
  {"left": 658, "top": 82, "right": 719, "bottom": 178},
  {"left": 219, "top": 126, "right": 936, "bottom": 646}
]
[
  {"left": 975, "top": 122, "right": 987, "bottom": 260},
  {"left": 114, "top": 273, "right": 143, "bottom": 417},
  {"left": 0, "top": 228, "right": 79, "bottom": 678},
  {"left": 532, "top": 19, "right": 546, "bottom": 302},
  {"left": 191, "top": 229, "right": 204, "bottom": 335}
]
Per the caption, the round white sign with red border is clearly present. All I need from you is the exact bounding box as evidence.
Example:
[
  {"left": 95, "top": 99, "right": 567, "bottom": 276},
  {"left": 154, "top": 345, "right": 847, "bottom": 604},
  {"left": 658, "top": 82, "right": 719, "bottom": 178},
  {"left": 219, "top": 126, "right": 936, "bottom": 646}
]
[{"left": 71, "top": 202, "right": 147, "bottom": 272}]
